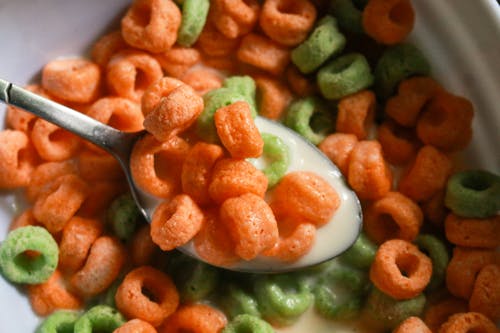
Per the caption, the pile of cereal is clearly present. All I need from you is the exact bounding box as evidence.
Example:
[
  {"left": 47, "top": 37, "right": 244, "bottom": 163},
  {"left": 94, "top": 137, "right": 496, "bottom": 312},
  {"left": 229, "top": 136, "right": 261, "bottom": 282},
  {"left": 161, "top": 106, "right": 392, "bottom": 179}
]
[{"left": 0, "top": 0, "right": 499, "bottom": 332}]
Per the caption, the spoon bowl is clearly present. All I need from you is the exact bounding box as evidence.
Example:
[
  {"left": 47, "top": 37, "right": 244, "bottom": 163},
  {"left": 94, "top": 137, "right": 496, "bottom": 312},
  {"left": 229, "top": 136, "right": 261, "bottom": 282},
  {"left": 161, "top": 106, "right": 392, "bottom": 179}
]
[{"left": 0, "top": 78, "right": 362, "bottom": 273}]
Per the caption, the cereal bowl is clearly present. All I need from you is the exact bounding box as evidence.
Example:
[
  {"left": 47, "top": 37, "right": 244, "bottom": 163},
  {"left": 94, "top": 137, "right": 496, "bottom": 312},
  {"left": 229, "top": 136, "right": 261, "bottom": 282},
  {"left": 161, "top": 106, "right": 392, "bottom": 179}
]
[{"left": 0, "top": 0, "right": 499, "bottom": 332}]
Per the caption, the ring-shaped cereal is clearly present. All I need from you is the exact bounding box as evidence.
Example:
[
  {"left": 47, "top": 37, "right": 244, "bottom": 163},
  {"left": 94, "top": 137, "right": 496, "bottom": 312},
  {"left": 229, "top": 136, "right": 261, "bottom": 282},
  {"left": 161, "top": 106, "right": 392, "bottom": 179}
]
[
  {"left": 254, "top": 75, "right": 292, "bottom": 120},
  {"left": 115, "top": 266, "right": 180, "bottom": 327},
  {"left": 469, "top": 264, "right": 500, "bottom": 322},
  {"left": 393, "top": 316, "right": 431, "bottom": 333},
  {"left": 141, "top": 77, "right": 185, "bottom": 116},
  {"left": 31, "top": 119, "right": 81, "bottom": 161},
  {"left": 363, "top": 191, "right": 423, "bottom": 244},
  {"left": 444, "top": 213, "right": 500, "bottom": 249},
  {"left": 115, "top": 319, "right": 158, "bottom": 333},
  {"left": 90, "top": 30, "right": 128, "bottom": 68},
  {"left": 86, "top": 97, "right": 144, "bottom": 132},
  {"left": 160, "top": 304, "right": 227, "bottom": 333},
  {"left": 154, "top": 46, "right": 201, "bottom": 78},
  {"left": 377, "top": 120, "right": 419, "bottom": 165},
  {"left": 36, "top": 310, "right": 80, "bottom": 333},
  {"left": 0, "top": 226, "right": 59, "bottom": 284},
  {"left": 318, "top": 133, "right": 358, "bottom": 175},
  {"left": 176, "top": 0, "right": 210, "bottom": 47},
  {"left": 438, "top": 312, "right": 499, "bottom": 333},
  {"left": 212, "top": 0, "right": 260, "bottom": 39},
  {"left": 150, "top": 194, "right": 204, "bottom": 251},
  {"left": 222, "top": 76, "right": 258, "bottom": 116},
  {"left": 0, "top": 130, "right": 38, "bottom": 189},
  {"left": 106, "top": 50, "right": 163, "bottom": 102},
  {"left": 260, "top": 133, "right": 290, "bottom": 188},
  {"left": 317, "top": 53, "right": 374, "bottom": 100},
  {"left": 222, "top": 314, "right": 274, "bottom": 333},
  {"left": 25, "top": 160, "right": 78, "bottom": 202},
  {"left": 259, "top": 0, "right": 317, "bottom": 46},
  {"left": 130, "top": 134, "right": 189, "bottom": 198},
  {"left": 195, "top": 19, "right": 241, "bottom": 57},
  {"left": 181, "top": 68, "right": 223, "bottom": 96},
  {"left": 369, "top": 239, "right": 432, "bottom": 300},
  {"left": 423, "top": 296, "right": 468, "bottom": 332},
  {"left": 338, "top": 232, "right": 377, "bottom": 269},
  {"left": 414, "top": 234, "right": 449, "bottom": 292},
  {"left": 336, "top": 90, "right": 376, "bottom": 140},
  {"left": 330, "top": 0, "right": 364, "bottom": 34},
  {"left": 121, "top": 0, "right": 181, "bottom": 53},
  {"left": 73, "top": 305, "right": 125, "bottom": 333},
  {"left": 5, "top": 84, "right": 47, "bottom": 133}
]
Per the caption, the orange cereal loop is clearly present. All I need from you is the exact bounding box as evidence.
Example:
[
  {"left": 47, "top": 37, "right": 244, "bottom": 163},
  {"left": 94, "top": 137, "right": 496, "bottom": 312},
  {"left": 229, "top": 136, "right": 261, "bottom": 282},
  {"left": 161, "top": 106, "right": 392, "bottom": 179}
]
[
  {"left": 31, "top": 119, "right": 81, "bottom": 161},
  {"left": 0, "top": 130, "right": 38, "bottom": 189},
  {"left": 285, "top": 65, "right": 317, "bottom": 97},
  {"left": 141, "top": 77, "right": 185, "bottom": 116},
  {"left": 212, "top": 0, "right": 260, "bottom": 38},
  {"left": 159, "top": 304, "right": 227, "bottom": 333},
  {"left": 445, "top": 213, "right": 500, "bottom": 249},
  {"left": 121, "top": 0, "right": 181, "bottom": 53},
  {"left": 385, "top": 76, "right": 443, "bottom": 127},
  {"left": 347, "top": 140, "right": 393, "bottom": 201},
  {"left": 237, "top": 33, "right": 291, "bottom": 76},
  {"left": 106, "top": 50, "right": 163, "bottom": 102},
  {"left": 469, "top": 264, "right": 500, "bottom": 322},
  {"left": 259, "top": 0, "right": 317, "bottom": 46},
  {"left": 201, "top": 54, "right": 239, "bottom": 73},
  {"left": 420, "top": 190, "right": 449, "bottom": 228},
  {"left": 318, "top": 133, "right": 358, "bottom": 175},
  {"left": 181, "top": 68, "right": 224, "bottom": 96},
  {"left": 262, "top": 216, "right": 316, "bottom": 263},
  {"left": 271, "top": 171, "right": 339, "bottom": 227},
  {"left": 154, "top": 46, "right": 201, "bottom": 78},
  {"left": 77, "top": 149, "right": 125, "bottom": 181},
  {"left": 77, "top": 180, "right": 127, "bottom": 217},
  {"left": 59, "top": 216, "right": 104, "bottom": 273},
  {"left": 208, "top": 158, "right": 268, "bottom": 205},
  {"left": 130, "top": 134, "right": 189, "bottom": 198},
  {"left": 438, "top": 312, "right": 500, "bottom": 333},
  {"left": 336, "top": 90, "right": 376, "bottom": 140},
  {"left": 9, "top": 209, "right": 40, "bottom": 231},
  {"left": 181, "top": 142, "right": 225, "bottom": 206},
  {"left": 32, "top": 174, "right": 89, "bottom": 234},
  {"left": 26, "top": 160, "right": 78, "bottom": 202},
  {"left": 143, "top": 84, "right": 204, "bottom": 142},
  {"left": 91, "top": 30, "right": 128, "bottom": 68},
  {"left": 446, "top": 247, "right": 499, "bottom": 300},
  {"left": 131, "top": 224, "right": 160, "bottom": 267},
  {"left": 220, "top": 193, "right": 279, "bottom": 260},
  {"left": 416, "top": 91, "right": 474, "bottom": 152},
  {"left": 114, "top": 319, "right": 157, "bottom": 333},
  {"left": 115, "top": 266, "right": 179, "bottom": 327},
  {"left": 363, "top": 191, "right": 423, "bottom": 244},
  {"left": 5, "top": 84, "right": 49, "bottom": 133},
  {"left": 377, "top": 120, "right": 420, "bottom": 166},
  {"left": 70, "top": 236, "right": 126, "bottom": 297},
  {"left": 398, "top": 145, "right": 452, "bottom": 202},
  {"left": 196, "top": 19, "right": 241, "bottom": 57},
  {"left": 27, "top": 270, "right": 83, "bottom": 316},
  {"left": 193, "top": 209, "right": 239, "bottom": 267},
  {"left": 42, "top": 58, "right": 101, "bottom": 103},
  {"left": 150, "top": 194, "right": 204, "bottom": 251},
  {"left": 86, "top": 97, "right": 144, "bottom": 132},
  {"left": 255, "top": 75, "right": 292, "bottom": 120},
  {"left": 393, "top": 316, "right": 431, "bottom": 333},
  {"left": 423, "top": 296, "right": 468, "bottom": 333},
  {"left": 369, "top": 239, "right": 432, "bottom": 300},
  {"left": 214, "top": 101, "right": 264, "bottom": 159},
  {"left": 362, "top": 0, "right": 415, "bottom": 45}
]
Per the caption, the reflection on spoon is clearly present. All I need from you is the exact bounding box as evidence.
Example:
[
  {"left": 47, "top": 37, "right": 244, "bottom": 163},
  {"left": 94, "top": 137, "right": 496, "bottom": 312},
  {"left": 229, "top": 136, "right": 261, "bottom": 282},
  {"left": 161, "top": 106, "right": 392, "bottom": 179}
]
[{"left": 0, "top": 78, "right": 362, "bottom": 273}]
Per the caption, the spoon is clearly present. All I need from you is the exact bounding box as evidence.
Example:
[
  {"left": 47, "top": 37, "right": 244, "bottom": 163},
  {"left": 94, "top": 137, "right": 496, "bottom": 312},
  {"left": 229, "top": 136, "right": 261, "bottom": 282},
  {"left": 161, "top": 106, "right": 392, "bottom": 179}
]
[{"left": 0, "top": 78, "right": 362, "bottom": 273}]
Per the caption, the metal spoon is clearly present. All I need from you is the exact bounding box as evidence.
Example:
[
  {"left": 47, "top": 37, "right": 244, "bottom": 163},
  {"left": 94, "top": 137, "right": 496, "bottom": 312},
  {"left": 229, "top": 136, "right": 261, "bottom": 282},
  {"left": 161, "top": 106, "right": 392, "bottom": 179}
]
[{"left": 0, "top": 78, "right": 362, "bottom": 273}]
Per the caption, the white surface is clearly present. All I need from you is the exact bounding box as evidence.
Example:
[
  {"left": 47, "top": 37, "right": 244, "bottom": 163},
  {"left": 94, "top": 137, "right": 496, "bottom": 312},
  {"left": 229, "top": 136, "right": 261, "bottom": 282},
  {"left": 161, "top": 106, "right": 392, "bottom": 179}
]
[{"left": 1, "top": 0, "right": 499, "bottom": 332}]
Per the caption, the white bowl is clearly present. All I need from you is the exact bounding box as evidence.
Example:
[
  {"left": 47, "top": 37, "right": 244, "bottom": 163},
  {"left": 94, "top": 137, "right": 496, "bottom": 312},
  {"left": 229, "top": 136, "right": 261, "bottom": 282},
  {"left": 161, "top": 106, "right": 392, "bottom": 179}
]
[{"left": 1, "top": 1, "right": 499, "bottom": 332}]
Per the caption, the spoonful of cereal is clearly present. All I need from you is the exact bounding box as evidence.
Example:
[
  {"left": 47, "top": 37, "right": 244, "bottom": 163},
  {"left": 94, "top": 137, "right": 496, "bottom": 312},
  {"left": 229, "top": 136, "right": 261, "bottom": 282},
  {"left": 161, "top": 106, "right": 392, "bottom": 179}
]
[{"left": 0, "top": 77, "right": 361, "bottom": 273}]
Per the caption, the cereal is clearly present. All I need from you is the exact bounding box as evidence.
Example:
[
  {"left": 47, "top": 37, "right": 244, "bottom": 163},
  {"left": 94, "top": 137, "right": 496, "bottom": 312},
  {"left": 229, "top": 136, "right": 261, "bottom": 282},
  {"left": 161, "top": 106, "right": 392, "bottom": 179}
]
[
  {"left": 260, "top": 133, "right": 290, "bottom": 188},
  {"left": 338, "top": 232, "right": 377, "bottom": 269},
  {"left": 445, "top": 213, "right": 500, "bottom": 249},
  {"left": 107, "top": 193, "right": 141, "bottom": 241},
  {"left": 318, "top": 133, "right": 358, "bottom": 175},
  {"left": 0, "top": 130, "right": 38, "bottom": 189},
  {"left": 73, "top": 305, "right": 125, "bottom": 333},
  {"left": 36, "top": 310, "right": 80, "bottom": 333},
  {"left": 181, "top": 68, "right": 223, "bottom": 96},
  {"left": 114, "top": 319, "right": 158, "bottom": 333},
  {"left": 121, "top": 0, "right": 181, "bottom": 53},
  {"left": 438, "top": 312, "right": 499, "bottom": 333},
  {"left": 219, "top": 285, "right": 261, "bottom": 320},
  {"left": 31, "top": 119, "right": 81, "bottom": 161},
  {"left": 130, "top": 224, "right": 159, "bottom": 267},
  {"left": 285, "top": 65, "right": 317, "bottom": 97},
  {"left": 115, "top": 266, "right": 179, "bottom": 327},
  {"left": 77, "top": 149, "right": 124, "bottom": 181},
  {"left": 150, "top": 194, "right": 204, "bottom": 251},
  {"left": 41, "top": 58, "right": 101, "bottom": 103},
  {"left": 90, "top": 30, "right": 129, "bottom": 68},
  {"left": 254, "top": 75, "right": 292, "bottom": 120},
  {"left": 25, "top": 160, "right": 78, "bottom": 202},
  {"left": 195, "top": 19, "right": 240, "bottom": 57},
  {"left": 415, "top": 234, "right": 449, "bottom": 291},
  {"left": 9, "top": 209, "right": 39, "bottom": 231},
  {"left": 469, "top": 264, "right": 500, "bottom": 321},
  {"left": 423, "top": 296, "right": 468, "bottom": 332},
  {"left": 369, "top": 239, "right": 432, "bottom": 300},
  {"left": 176, "top": 0, "right": 210, "bottom": 47},
  {"left": 212, "top": 0, "right": 260, "bottom": 39},
  {"left": 5, "top": 84, "right": 46, "bottom": 133},
  {"left": 222, "top": 314, "right": 274, "bottom": 333},
  {"left": 330, "top": 0, "right": 364, "bottom": 34},
  {"left": 336, "top": 90, "right": 376, "bottom": 140},
  {"left": 393, "top": 316, "right": 431, "bottom": 333},
  {"left": 222, "top": 76, "right": 258, "bottom": 115},
  {"left": 376, "top": 120, "right": 420, "bottom": 165},
  {"left": 160, "top": 303, "right": 227, "bottom": 333},
  {"left": 86, "top": 97, "right": 144, "bottom": 132},
  {"left": 154, "top": 46, "right": 201, "bottom": 78}
]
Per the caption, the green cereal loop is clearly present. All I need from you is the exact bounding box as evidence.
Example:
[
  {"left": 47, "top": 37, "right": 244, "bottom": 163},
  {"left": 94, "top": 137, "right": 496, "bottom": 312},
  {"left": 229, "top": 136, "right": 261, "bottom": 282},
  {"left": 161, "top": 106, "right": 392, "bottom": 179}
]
[
  {"left": 317, "top": 53, "right": 374, "bottom": 100},
  {"left": 197, "top": 87, "right": 249, "bottom": 142},
  {"left": 36, "top": 310, "right": 80, "bottom": 333},
  {"left": 260, "top": 133, "right": 290, "bottom": 188},
  {"left": 444, "top": 170, "right": 500, "bottom": 218},
  {"left": 222, "top": 314, "right": 275, "bottom": 333},
  {"left": 330, "top": 0, "right": 364, "bottom": 34},
  {"left": 313, "top": 265, "right": 369, "bottom": 320},
  {"left": 0, "top": 226, "right": 58, "bottom": 284},
  {"left": 220, "top": 284, "right": 261, "bottom": 319},
  {"left": 338, "top": 233, "right": 377, "bottom": 269},
  {"left": 364, "top": 287, "right": 426, "bottom": 330},
  {"left": 415, "top": 234, "right": 449, "bottom": 292},
  {"left": 254, "top": 274, "right": 313, "bottom": 326},
  {"left": 222, "top": 75, "right": 258, "bottom": 116},
  {"left": 107, "top": 193, "right": 140, "bottom": 241},
  {"left": 291, "top": 16, "right": 346, "bottom": 74},
  {"left": 284, "top": 97, "right": 334, "bottom": 145},
  {"left": 73, "top": 305, "right": 125, "bottom": 333},
  {"left": 374, "top": 43, "right": 431, "bottom": 99},
  {"left": 176, "top": 0, "right": 210, "bottom": 47}
]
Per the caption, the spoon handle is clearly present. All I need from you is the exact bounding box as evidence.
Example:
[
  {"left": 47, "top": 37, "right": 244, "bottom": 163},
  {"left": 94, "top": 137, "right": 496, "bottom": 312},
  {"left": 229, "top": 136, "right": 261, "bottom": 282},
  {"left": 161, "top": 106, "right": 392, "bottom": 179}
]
[{"left": 0, "top": 78, "right": 137, "bottom": 161}]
